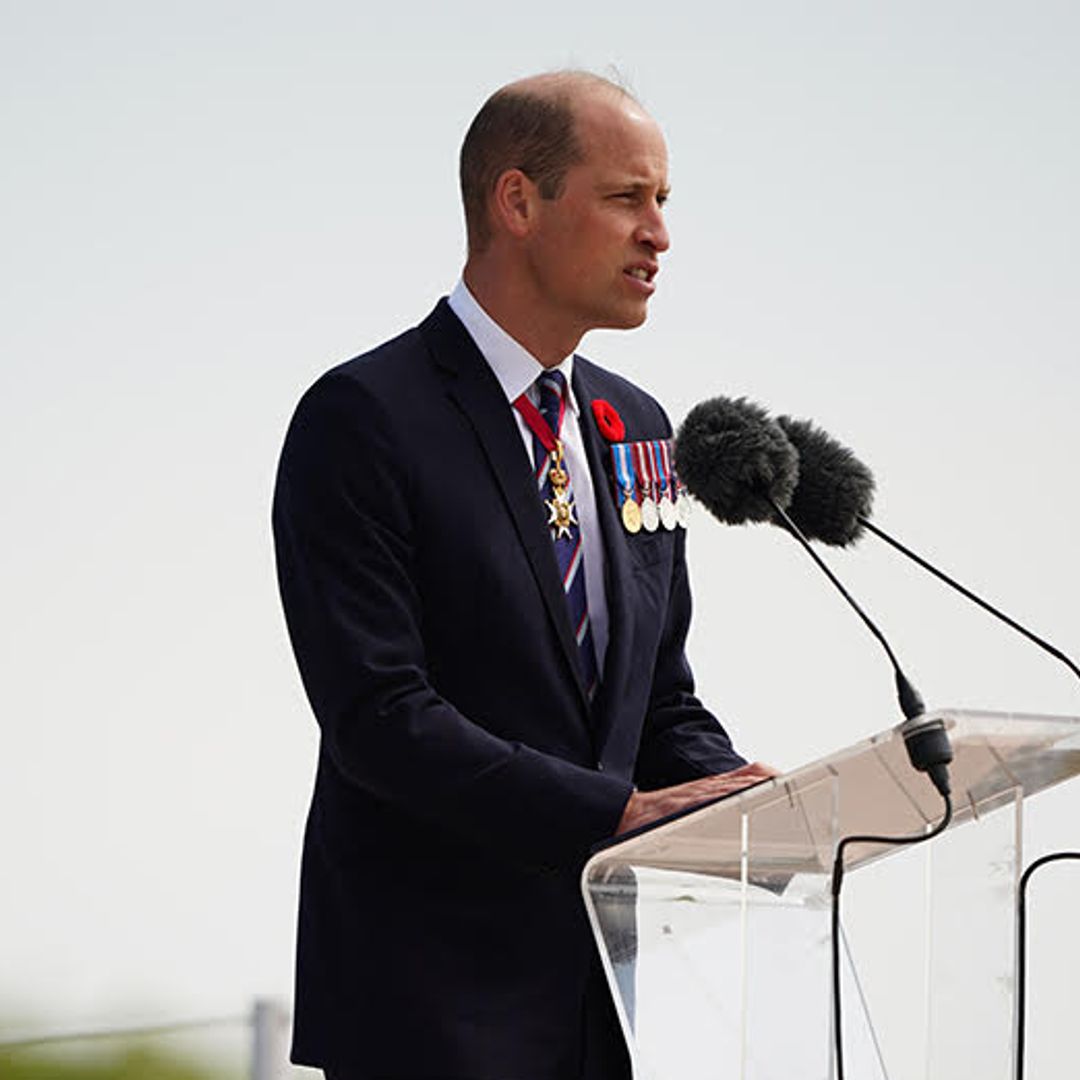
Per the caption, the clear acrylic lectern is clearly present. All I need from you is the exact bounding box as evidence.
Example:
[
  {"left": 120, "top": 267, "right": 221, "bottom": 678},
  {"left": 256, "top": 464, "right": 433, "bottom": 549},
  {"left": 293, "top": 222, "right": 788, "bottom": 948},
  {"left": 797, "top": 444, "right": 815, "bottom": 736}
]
[{"left": 582, "top": 709, "right": 1080, "bottom": 1080}]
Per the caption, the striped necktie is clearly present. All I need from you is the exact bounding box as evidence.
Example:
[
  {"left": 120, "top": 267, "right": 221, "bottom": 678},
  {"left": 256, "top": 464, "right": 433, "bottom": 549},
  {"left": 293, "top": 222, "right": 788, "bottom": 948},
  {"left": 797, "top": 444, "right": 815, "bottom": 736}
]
[{"left": 532, "top": 371, "right": 599, "bottom": 699}]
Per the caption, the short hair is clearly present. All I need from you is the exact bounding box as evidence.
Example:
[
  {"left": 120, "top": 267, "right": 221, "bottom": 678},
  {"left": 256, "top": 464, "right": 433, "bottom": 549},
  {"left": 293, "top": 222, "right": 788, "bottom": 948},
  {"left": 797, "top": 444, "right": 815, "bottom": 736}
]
[{"left": 459, "top": 73, "right": 633, "bottom": 252}]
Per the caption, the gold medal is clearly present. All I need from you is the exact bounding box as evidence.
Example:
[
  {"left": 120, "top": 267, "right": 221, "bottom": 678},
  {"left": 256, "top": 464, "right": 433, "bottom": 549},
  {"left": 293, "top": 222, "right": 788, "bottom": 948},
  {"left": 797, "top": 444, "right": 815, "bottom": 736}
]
[
  {"left": 621, "top": 498, "right": 642, "bottom": 534},
  {"left": 548, "top": 443, "right": 569, "bottom": 487},
  {"left": 546, "top": 491, "right": 577, "bottom": 539},
  {"left": 545, "top": 442, "right": 577, "bottom": 540}
]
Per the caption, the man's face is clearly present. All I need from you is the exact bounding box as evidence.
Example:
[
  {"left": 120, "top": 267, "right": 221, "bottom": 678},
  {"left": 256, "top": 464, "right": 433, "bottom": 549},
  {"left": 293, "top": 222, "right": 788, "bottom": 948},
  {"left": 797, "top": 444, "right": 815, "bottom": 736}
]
[{"left": 525, "top": 93, "right": 671, "bottom": 344}]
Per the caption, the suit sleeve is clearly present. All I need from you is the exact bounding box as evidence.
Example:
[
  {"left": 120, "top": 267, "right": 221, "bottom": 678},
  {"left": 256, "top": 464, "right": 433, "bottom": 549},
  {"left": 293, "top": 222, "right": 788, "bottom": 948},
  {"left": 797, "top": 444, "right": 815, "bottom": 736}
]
[{"left": 273, "top": 372, "right": 633, "bottom": 868}]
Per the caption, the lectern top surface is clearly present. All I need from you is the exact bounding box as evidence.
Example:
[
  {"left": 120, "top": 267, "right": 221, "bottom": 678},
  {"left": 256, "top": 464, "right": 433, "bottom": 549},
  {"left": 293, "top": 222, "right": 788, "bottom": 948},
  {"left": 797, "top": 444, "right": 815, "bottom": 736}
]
[{"left": 584, "top": 708, "right": 1080, "bottom": 884}]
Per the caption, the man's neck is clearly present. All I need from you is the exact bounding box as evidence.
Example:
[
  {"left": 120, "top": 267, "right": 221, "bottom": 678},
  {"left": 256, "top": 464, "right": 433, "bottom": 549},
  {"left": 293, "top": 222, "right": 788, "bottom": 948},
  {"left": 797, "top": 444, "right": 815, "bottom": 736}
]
[{"left": 462, "top": 261, "right": 581, "bottom": 368}]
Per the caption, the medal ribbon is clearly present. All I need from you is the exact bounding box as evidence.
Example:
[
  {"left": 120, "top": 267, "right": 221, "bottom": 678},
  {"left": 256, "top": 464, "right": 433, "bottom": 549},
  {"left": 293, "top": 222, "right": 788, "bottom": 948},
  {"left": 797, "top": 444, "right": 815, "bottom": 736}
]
[
  {"left": 658, "top": 438, "right": 672, "bottom": 477},
  {"left": 650, "top": 440, "right": 670, "bottom": 498},
  {"left": 634, "top": 441, "right": 656, "bottom": 498},
  {"left": 611, "top": 443, "right": 637, "bottom": 507},
  {"left": 513, "top": 391, "right": 565, "bottom": 455},
  {"left": 657, "top": 437, "right": 683, "bottom": 498}
]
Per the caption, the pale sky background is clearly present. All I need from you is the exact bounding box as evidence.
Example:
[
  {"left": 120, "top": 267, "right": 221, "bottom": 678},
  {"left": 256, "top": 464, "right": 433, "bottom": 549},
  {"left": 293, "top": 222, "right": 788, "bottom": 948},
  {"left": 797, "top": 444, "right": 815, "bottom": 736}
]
[{"left": 2, "top": 0, "right": 1078, "bottom": 1074}]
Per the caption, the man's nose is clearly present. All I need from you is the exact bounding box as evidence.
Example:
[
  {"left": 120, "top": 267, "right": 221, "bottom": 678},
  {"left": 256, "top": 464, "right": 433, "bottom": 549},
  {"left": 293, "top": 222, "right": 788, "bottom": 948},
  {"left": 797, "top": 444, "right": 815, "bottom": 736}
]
[{"left": 637, "top": 208, "right": 670, "bottom": 253}]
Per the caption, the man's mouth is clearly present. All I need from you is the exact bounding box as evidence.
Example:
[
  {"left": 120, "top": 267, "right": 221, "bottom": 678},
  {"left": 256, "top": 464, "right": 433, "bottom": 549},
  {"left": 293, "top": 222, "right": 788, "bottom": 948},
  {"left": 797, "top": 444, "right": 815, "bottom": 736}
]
[{"left": 625, "top": 264, "right": 658, "bottom": 284}]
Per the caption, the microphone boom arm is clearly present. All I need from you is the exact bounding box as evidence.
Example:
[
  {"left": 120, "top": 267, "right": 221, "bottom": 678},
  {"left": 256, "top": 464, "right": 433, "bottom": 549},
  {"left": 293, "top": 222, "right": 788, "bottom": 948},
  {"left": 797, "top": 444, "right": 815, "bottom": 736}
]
[
  {"left": 769, "top": 499, "right": 926, "bottom": 721},
  {"left": 770, "top": 498, "right": 954, "bottom": 796},
  {"left": 858, "top": 517, "right": 1080, "bottom": 684}
]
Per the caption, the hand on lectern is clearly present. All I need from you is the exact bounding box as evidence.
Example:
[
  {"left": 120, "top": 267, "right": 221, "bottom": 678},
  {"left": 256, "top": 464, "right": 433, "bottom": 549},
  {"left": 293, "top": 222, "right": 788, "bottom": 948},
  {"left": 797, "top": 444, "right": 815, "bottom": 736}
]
[{"left": 615, "top": 762, "right": 778, "bottom": 836}]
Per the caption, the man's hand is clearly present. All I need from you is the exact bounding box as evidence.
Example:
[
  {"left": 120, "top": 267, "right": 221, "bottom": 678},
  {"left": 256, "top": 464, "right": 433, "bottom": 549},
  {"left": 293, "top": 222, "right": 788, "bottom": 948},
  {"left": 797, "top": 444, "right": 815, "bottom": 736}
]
[{"left": 615, "top": 762, "right": 779, "bottom": 836}]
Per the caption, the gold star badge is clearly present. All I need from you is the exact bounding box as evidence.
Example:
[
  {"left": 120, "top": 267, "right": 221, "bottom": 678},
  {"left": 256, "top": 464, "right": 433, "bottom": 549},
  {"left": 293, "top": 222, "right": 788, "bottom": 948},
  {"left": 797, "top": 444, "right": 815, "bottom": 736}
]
[{"left": 546, "top": 491, "right": 578, "bottom": 540}]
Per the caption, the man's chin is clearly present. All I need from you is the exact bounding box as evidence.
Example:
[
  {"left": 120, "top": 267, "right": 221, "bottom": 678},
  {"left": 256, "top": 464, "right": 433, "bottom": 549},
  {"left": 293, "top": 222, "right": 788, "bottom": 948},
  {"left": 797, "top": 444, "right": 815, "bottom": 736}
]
[{"left": 595, "top": 303, "right": 650, "bottom": 332}]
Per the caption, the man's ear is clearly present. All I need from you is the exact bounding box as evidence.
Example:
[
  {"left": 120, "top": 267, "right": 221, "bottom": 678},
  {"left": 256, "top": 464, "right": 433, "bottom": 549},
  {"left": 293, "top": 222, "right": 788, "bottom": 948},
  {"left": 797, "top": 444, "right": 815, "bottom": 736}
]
[{"left": 490, "top": 169, "right": 538, "bottom": 239}]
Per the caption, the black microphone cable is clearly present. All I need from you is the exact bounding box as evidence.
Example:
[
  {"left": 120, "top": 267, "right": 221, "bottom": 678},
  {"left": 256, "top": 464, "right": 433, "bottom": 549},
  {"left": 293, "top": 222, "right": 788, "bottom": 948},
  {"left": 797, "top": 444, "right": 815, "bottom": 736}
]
[
  {"left": 860, "top": 522, "right": 1080, "bottom": 1080},
  {"left": 770, "top": 410, "right": 1080, "bottom": 1075},
  {"left": 830, "top": 794, "right": 953, "bottom": 1080},
  {"left": 767, "top": 497, "right": 954, "bottom": 1078},
  {"left": 1015, "top": 852, "right": 1080, "bottom": 1080}
]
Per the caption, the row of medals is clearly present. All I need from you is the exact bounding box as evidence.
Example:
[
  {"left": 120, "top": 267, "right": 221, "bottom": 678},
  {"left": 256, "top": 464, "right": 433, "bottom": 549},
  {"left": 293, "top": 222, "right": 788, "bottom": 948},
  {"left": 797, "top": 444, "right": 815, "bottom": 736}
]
[
  {"left": 620, "top": 481, "right": 690, "bottom": 535},
  {"left": 545, "top": 442, "right": 692, "bottom": 539}
]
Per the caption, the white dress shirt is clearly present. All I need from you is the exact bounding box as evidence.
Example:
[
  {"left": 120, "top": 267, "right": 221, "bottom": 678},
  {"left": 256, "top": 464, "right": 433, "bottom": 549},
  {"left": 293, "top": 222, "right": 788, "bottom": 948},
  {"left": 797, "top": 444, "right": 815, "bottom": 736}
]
[{"left": 448, "top": 279, "right": 610, "bottom": 675}]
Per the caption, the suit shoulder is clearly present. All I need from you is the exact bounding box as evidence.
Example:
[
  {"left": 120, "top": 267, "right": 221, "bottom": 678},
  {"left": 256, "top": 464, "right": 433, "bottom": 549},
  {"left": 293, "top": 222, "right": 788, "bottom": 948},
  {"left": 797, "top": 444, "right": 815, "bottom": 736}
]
[
  {"left": 323, "top": 323, "right": 432, "bottom": 397},
  {"left": 291, "top": 309, "right": 445, "bottom": 424},
  {"left": 280, "top": 324, "right": 433, "bottom": 472}
]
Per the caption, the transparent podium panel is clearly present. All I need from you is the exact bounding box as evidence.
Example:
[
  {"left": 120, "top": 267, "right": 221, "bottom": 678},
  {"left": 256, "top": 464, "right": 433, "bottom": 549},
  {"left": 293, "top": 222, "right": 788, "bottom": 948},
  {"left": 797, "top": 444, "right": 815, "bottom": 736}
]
[{"left": 583, "top": 709, "right": 1080, "bottom": 1080}]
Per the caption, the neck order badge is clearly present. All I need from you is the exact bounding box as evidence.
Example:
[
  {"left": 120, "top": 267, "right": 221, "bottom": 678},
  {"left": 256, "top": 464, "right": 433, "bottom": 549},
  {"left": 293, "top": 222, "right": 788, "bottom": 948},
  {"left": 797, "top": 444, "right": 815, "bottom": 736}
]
[
  {"left": 513, "top": 372, "right": 599, "bottom": 697},
  {"left": 513, "top": 392, "right": 577, "bottom": 539}
]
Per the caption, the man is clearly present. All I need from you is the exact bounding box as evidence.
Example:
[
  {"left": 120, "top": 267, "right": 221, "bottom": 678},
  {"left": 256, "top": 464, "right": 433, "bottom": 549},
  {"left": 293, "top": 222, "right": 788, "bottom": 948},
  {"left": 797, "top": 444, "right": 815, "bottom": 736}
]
[{"left": 273, "top": 71, "right": 771, "bottom": 1080}]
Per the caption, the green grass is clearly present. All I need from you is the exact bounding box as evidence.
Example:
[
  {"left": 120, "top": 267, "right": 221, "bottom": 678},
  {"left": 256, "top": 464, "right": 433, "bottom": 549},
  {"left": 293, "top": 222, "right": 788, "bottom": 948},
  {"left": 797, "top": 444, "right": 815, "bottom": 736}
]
[{"left": 0, "top": 1044, "right": 236, "bottom": 1080}]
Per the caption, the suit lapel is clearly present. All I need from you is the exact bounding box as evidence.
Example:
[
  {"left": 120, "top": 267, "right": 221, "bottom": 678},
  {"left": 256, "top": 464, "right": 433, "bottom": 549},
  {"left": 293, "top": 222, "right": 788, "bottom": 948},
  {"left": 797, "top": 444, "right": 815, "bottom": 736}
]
[
  {"left": 572, "top": 360, "right": 636, "bottom": 755},
  {"left": 419, "top": 301, "right": 590, "bottom": 710}
]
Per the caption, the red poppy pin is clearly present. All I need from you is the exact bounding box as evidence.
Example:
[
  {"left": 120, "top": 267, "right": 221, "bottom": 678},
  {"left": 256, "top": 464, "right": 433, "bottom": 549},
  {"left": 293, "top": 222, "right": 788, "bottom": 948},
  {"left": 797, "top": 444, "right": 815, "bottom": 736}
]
[{"left": 591, "top": 399, "right": 626, "bottom": 443}]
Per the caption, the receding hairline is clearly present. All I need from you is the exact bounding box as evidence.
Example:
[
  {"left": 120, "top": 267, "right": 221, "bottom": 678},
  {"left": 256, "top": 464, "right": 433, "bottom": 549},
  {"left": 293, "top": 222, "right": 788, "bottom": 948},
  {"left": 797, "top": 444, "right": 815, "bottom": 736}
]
[{"left": 498, "top": 69, "right": 641, "bottom": 110}]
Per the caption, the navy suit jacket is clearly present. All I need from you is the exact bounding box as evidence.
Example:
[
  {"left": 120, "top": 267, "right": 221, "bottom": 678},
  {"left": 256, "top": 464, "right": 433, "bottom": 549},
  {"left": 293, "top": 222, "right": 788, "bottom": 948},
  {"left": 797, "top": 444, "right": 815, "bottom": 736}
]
[{"left": 272, "top": 300, "right": 745, "bottom": 1079}]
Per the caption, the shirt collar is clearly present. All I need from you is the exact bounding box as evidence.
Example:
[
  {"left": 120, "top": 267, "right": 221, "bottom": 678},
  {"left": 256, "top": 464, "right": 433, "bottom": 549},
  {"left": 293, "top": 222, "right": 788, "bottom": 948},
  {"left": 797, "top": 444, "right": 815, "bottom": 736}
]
[{"left": 447, "top": 278, "right": 578, "bottom": 413}]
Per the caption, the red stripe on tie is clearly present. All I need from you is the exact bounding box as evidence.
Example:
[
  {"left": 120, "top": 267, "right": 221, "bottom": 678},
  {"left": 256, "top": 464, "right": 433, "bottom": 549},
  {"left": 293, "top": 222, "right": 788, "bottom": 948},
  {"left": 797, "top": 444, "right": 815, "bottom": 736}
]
[{"left": 562, "top": 540, "right": 582, "bottom": 589}]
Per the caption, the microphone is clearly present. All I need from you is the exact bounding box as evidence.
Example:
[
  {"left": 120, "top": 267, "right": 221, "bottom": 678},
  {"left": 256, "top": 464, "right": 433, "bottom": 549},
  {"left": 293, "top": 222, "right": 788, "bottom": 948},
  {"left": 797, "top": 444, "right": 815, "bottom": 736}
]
[
  {"left": 675, "top": 397, "right": 951, "bottom": 796},
  {"left": 773, "top": 414, "right": 1080, "bottom": 686},
  {"left": 675, "top": 396, "right": 800, "bottom": 524},
  {"left": 771, "top": 415, "right": 874, "bottom": 546}
]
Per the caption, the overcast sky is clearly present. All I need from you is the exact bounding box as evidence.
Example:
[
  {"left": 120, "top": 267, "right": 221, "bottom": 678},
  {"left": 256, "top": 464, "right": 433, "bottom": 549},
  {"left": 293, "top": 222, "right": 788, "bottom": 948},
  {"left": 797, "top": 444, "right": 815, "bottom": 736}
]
[{"left": 3, "top": 0, "right": 1078, "bottom": 1074}]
